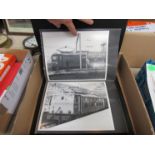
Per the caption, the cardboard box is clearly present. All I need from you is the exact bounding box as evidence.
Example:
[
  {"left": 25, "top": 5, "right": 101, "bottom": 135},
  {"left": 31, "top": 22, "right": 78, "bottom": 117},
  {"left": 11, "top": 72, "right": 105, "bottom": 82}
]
[
  {"left": 117, "top": 32, "right": 155, "bottom": 134},
  {"left": 0, "top": 49, "right": 42, "bottom": 134},
  {"left": 1, "top": 32, "right": 155, "bottom": 135}
]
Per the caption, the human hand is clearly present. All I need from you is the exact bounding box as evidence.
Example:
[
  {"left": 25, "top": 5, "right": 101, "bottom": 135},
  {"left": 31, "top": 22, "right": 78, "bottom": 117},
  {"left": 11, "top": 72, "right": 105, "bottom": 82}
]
[{"left": 47, "top": 19, "right": 94, "bottom": 35}]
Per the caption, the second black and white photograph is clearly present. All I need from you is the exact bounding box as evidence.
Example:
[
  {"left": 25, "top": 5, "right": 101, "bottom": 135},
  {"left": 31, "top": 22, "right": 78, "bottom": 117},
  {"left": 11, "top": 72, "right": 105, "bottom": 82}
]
[
  {"left": 37, "top": 81, "right": 114, "bottom": 132},
  {"left": 41, "top": 30, "right": 109, "bottom": 81}
]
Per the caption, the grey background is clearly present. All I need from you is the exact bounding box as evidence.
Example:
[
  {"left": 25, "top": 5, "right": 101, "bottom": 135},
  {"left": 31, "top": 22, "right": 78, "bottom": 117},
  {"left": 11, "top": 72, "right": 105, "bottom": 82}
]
[{"left": 106, "top": 29, "right": 121, "bottom": 81}]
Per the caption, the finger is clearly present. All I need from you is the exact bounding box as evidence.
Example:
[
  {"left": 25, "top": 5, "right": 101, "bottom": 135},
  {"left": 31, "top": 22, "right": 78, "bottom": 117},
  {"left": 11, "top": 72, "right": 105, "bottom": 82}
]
[
  {"left": 64, "top": 22, "right": 77, "bottom": 35},
  {"left": 79, "top": 19, "right": 94, "bottom": 25},
  {"left": 48, "top": 20, "right": 61, "bottom": 28}
]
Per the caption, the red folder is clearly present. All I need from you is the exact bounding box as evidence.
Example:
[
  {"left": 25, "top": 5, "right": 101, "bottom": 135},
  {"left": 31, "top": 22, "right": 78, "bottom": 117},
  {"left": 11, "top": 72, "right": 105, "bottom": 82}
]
[
  {"left": 0, "top": 62, "right": 22, "bottom": 96},
  {"left": 0, "top": 54, "right": 16, "bottom": 81}
]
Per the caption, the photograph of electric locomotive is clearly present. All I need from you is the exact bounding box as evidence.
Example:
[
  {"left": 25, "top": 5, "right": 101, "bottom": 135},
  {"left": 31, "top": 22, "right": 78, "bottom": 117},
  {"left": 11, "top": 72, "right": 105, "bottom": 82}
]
[
  {"left": 37, "top": 82, "right": 114, "bottom": 131},
  {"left": 42, "top": 30, "right": 109, "bottom": 80}
]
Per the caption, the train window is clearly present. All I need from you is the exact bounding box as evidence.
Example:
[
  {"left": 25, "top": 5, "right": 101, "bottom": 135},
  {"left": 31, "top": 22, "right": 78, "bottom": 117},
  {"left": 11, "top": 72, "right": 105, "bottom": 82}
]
[
  {"left": 68, "top": 110, "right": 71, "bottom": 114},
  {"left": 76, "top": 96, "right": 80, "bottom": 103},
  {"left": 85, "top": 98, "right": 88, "bottom": 102},
  {"left": 82, "top": 55, "right": 86, "bottom": 58},
  {"left": 52, "top": 56, "right": 57, "bottom": 60},
  {"left": 60, "top": 110, "right": 63, "bottom": 114}
]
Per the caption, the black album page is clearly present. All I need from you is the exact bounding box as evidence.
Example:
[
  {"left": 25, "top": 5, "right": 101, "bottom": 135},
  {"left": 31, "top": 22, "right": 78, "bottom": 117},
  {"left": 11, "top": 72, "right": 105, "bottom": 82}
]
[{"left": 35, "top": 29, "right": 129, "bottom": 134}]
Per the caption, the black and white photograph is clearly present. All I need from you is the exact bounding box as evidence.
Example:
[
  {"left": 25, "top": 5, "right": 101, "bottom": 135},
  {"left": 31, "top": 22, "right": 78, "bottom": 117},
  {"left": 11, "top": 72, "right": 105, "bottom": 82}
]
[
  {"left": 41, "top": 30, "right": 109, "bottom": 81},
  {"left": 37, "top": 82, "right": 114, "bottom": 132},
  {"left": 4, "top": 19, "right": 34, "bottom": 34}
]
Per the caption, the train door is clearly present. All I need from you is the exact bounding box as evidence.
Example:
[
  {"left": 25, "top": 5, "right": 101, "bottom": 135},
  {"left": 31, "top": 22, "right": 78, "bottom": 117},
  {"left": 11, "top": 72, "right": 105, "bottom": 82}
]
[
  {"left": 62, "top": 55, "right": 71, "bottom": 70},
  {"left": 59, "top": 55, "right": 63, "bottom": 69},
  {"left": 81, "top": 55, "right": 87, "bottom": 69},
  {"left": 74, "top": 95, "right": 81, "bottom": 115},
  {"left": 51, "top": 55, "right": 58, "bottom": 71}
]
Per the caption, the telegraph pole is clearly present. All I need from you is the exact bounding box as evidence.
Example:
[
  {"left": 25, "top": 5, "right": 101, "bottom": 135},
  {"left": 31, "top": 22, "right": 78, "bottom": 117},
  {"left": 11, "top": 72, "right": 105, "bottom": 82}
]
[
  {"left": 76, "top": 33, "right": 82, "bottom": 70},
  {"left": 79, "top": 33, "right": 82, "bottom": 70}
]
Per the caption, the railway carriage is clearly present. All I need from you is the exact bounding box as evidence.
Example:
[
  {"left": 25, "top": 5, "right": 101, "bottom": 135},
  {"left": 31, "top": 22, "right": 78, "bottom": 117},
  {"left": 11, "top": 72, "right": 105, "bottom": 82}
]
[{"left": 42, "top": 92, "right": 108, "bottom": 127}]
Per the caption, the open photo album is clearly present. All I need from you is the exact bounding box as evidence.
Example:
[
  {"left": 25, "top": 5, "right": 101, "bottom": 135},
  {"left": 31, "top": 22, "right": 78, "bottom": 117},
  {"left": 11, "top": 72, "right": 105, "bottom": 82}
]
[{"left": 35, "top": 29, "right": 130, "bottom": 134}]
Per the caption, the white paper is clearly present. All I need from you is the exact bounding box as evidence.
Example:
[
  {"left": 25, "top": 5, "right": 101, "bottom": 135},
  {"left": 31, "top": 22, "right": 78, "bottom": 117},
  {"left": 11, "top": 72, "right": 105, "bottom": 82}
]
[
  {"left": 0, "top": 54, "right": 4, "bottom": 60},
  {"left": 127, "top": 23, "right": 155, "bottom": 32},
  {"left": 38, "top": 81, "right": 114, "bottom": 131},
  {"left": 42, "top": 31, "right": 109, "bottom": 81}
]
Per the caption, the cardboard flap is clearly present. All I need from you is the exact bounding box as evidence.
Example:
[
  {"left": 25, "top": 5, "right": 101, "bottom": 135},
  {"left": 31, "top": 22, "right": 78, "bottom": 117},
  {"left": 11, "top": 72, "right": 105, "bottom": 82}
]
[
  {"left": 10, "top": 55, "right": 42, "bottom": 134},
  {"left": 0, "top": 49, "right": 29, "bottom": 62},
  {"left": 0, "top": 113, "right": 11, "bottom": 134},
  {"left": 117, "top": 54, "right": 154, "bottom": 134},
  {"left": 121, "top": 32, "right": 155, "bottom": 68}
]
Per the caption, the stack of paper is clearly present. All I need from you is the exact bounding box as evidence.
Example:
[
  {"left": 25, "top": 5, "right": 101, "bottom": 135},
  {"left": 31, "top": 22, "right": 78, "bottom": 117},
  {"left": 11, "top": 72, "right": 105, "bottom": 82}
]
[
  {"left": 127, "top": 21, "right": 155, "bottom": 32},
  {"left": 136, "top": 60, "right": 155, "bottom": 129}
]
